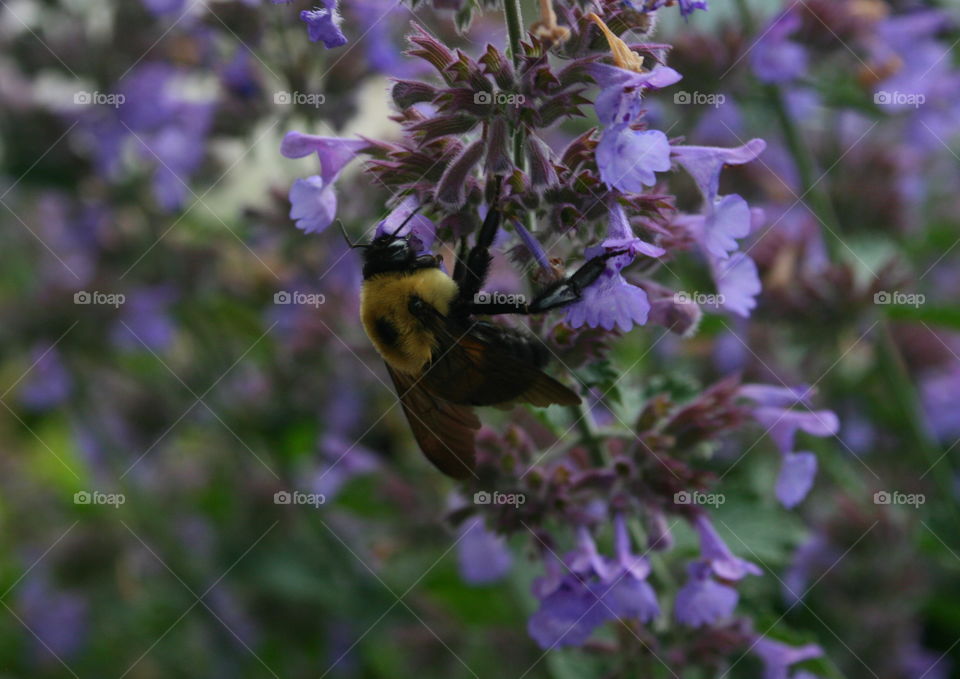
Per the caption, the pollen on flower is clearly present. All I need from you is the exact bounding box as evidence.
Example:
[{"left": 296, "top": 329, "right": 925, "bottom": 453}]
[{"left": 588, "top": 13, "right": 646, "bottom": 73}]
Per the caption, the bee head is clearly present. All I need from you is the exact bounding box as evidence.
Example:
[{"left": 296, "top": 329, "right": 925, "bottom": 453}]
[{"left": 361, "top": 233, "right": 420, "bottom": 278}]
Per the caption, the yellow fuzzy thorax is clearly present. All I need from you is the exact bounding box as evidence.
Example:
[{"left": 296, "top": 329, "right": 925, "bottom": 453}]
[{"left": 360, "top": 268, "right": 460, "bottom": 375}]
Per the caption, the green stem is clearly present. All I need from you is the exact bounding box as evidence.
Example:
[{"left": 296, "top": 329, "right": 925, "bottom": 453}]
[{"left": 503, "top": 0, "right": 525, "bottom": 68}]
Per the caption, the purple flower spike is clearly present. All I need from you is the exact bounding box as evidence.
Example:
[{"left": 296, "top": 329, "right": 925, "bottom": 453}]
[
  {"left": 289, "top": 176, "right": 338, "bottom": 234},
  {"left": 776, "top": 451, "right": 818, "bottom": 509},
  {"left": 300, "top": 2, "right": 348, "bottom": 49},
  {"left": 672, "top": 139, "right": 766, "bottom": 203},
  {"left": 674, "top": 562, "right": 739, "bottom": 627},
  {"left": 280, "top": 132, "right": 366, "bottom": 185},
  {"left": 597, "top": 127, "right": 671, "bottom": 193},
  {"left": 457, "top": 517, "right": 512, "bottom": 585},
  {"left": 693, "top": 514, "right": 761, "bottom": 581},
  {"left": 751, "top": 637, "right": 823, "bottom": 679}
]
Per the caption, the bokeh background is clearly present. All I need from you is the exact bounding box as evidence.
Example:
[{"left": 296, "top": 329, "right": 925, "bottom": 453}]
[{"left": 1, "top": 0, "right": 959, "bottom": 677}]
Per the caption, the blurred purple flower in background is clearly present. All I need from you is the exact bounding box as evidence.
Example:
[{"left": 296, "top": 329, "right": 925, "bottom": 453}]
[
  {"left": 751, "top": 10, "right": 809, "bottom": 84},
  {"left": 301, "top": 1, "right": 348, "bottom": 48},
  {"left": 456, "top": 517, "right": 513, "bottom": 585},
  {"left": 19, "top": 346, "right": 71, "bottom": 411}
]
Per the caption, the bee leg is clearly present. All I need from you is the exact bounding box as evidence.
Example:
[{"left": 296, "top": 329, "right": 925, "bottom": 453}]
[
  {"left": 452, "top": 237, "right": 469, "bottom": 285},
  {"left": 456, "top": 177, "right": 504, "bottom": 302},
  {"left": 461, "top": 250, "right": 626, "bottom": 316},
  {"left": 527, "top": 249, "right": 627, "bottom": 313}
]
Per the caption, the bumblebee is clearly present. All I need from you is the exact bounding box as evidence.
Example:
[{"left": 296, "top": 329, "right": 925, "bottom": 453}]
[{"left": 355, "top": 179, "right": 618, "bottom": 478}]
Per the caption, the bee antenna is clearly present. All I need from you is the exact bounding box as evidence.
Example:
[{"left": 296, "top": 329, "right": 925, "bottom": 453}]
[
  {"left": 389, "top": 201, "right": 425, "bottom": 238},
  {"left": 336, "top": 220, "right": 366, "bottom": 249}
]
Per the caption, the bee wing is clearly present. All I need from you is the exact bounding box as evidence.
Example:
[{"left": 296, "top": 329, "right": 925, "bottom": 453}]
[
  {"left": 410, "top": 304, "right": 581, "bottom": 408},
  {"left": 385, "top": 364, "right": 480, "bottom": 479}
]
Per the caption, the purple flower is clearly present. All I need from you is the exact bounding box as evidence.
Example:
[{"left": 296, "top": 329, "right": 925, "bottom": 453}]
[
  {"left": 775, "top": 451, "right": 817, "bottom": 509},
  {"left": 701, "top": 194, "right": 752, "bottom": 260},
  {"left": 599, "top": 515, "right": 660, "bottom": 622},
  {"left": 751, "top": 637, "right": 823, "bottom": 679},
  {"left": 596, "top": 127, "right": 671, "bottom": 193},
  {"left": 141, "top": 0, "right": 186, "bottom": 15},
  {"left": 289, "top": 176, "right": 338, "bottom": 234},
  {"left": 19, "top": 346, "right": 71, "bottom": 411},
  {"left": 750, "top": 406, "right": 839, "bottom": 458},
  {"left": 72, "top": 63, "right": 215, "bottom": 211},
  {"left": 751, "top": 10, "right": 809, "bottom": 84},
  {"left": 300, "top": 1, "right": 348, "bottom": 49},
  {"left": 110, "top": 286, "right": 177, "bottom": 353},
  {"left": 456, "top": 517, "right": 513, "bottom": 585},
  {"left": 586, "top": 63, "right": 683, "bottom": 127},
  {"left": 672, "top": 139, "right": 766, "bottom": 204},
  {"left": 282, "top": 133, "right": 366, "bottom": 234},
  {"left": 920, "top": 365, "right": 960, "bottom": 443},
  {"left": 373, "top": 195, "right": 436, "bottom": 254},
  {"left": 675, "top": 561, "right": 739, "bottom": 627},
  {"left": 528, "top": 577, "right": 609, "bottom": 649},
  {"left": 741, "top": 385, "right": 838, "bottom": 507},
  {"left": 280, "top": 133, "right": 366, "bottom": 185},
  {"left": 625, "top": 0, "right": 707, "bottom": 18},
  {"left": 528, "top": 519, "right": 659, "bottom": 649},
  {"left": 565, "top": 205, "right": 663, "bottom": 332},
  {"left": 693, "top": 514, "right": 761, "bottom": 581},
  {"left": 17, "top": 574, "right": 87, "bottom": 661},
  {"left": 711, "top": 251, "right": 762, "bottom": 318}
]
